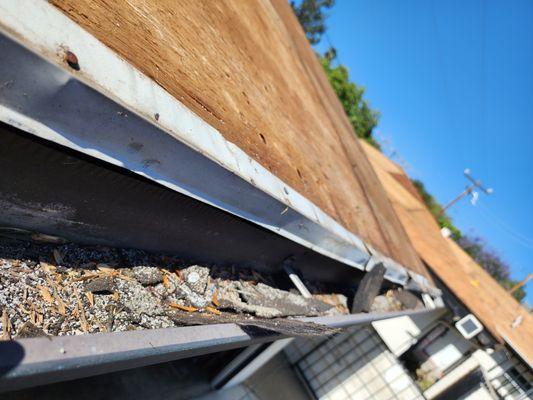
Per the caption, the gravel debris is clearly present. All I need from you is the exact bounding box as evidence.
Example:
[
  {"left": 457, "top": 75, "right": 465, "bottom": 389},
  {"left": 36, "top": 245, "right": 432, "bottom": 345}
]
[
  {"left": 15, "top": 321, "right": 48, "bottom": 339},
  {"left": 85, "top": 277, "right": 115, "bottom": 294},
  {"left": 182, "top": 265, "right": 209, "bottom": 294},
  {"left": 0, "top": 237, "right": 347, "bottom": 340},
  {"left": 129, "top": 266, "right": 163, "bottom": 286}
]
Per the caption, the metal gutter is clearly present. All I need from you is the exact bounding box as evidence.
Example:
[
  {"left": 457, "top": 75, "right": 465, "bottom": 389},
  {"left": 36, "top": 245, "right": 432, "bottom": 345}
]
[
  {"left": 0, "top": 0, "right": 438, "bottom": 292},
  {"left": 0, "top": 309, "right": 443, "bottom": 392}
]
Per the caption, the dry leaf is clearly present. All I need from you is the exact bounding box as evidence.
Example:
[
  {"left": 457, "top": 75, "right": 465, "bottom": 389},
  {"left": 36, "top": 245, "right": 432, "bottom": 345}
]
[
  {"left": 85, "top": 291, "right": 94, "bottom": 307},
  {"left": 163, "top": 274, "right": 170, "bottom": 288},
  {"left": 206, "top": 306, "right": 221, "bottom": 315},
  {"left": 18, "top": 304, "right": 31, "bottom": 315},
  {"left": 37, "top": 285, "right": 54, "bottom": 304},
  {"left": 168, "top": 303, "right": 197, "bottom": 312},
  {"left": 94, "top": 316, "right": 107, "bottom": 333},
  {"left": 112, "top": 292, "right": 120, "bottom": 301}
]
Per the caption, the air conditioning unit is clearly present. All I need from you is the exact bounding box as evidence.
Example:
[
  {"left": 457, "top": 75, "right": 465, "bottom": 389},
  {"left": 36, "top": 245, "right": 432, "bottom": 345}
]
[{"left": 455, "top": 314, "right": 484, "bottom": 339}]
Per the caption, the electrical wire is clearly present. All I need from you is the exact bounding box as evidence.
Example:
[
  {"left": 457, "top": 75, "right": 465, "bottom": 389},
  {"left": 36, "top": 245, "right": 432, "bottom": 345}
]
[{"left": 474, "top": 202, "right": 533, "bottom": 250}]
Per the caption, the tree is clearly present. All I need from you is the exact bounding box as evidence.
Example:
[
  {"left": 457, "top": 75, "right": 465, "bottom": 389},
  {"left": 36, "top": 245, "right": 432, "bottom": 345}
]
[
  {"left": 291, "top": 0, "right": 335, "bottom": 45},
  {"left": 411, "top": 179, "right": 462, "bottom": 239},
  {"left": 320, "top": 55, "right": 381, "bottom": 148}
]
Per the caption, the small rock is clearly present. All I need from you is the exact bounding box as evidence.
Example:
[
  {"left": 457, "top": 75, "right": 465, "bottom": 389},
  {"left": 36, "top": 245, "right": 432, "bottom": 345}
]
[
  {"left": 393, "top": 289, "right": 422, "bottom": 310},
  {"left": 131, "top": 266, "right": 163, "bottom": 286},
  {"left": 114, "top": 279, "right": 165, "bottom": 317},
  {"left": 85, "top": 277, "right": 115, "bottom": 294},
  {"left": 369, "top": 293, "right": 402, "bottom": 312},
  {"left": 181, "top": 265, "right": 210, "bottom": 294},
  {"left": 15, "top": 321, "right": 48, "bottom": 339},
  {"left": 174, "top": 281, "right": 211, "bottom": 308}
]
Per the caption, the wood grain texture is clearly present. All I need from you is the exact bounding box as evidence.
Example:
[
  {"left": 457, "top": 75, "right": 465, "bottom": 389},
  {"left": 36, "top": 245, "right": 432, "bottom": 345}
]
[
  {"left": 362, "top": 140, "right": 533, "bottom": 366},
  {"left": 49, "top": 0, "right": 427, "bottom": 274}
]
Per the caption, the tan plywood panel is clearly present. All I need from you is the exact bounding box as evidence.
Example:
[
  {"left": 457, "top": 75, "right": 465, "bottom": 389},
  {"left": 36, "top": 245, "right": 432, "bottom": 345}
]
[
  {"left": 49, "top": 0, "right": 427, "bottom": 274},
  {"left": 363, "top": 140, "right": 533, "bottom": 366}
]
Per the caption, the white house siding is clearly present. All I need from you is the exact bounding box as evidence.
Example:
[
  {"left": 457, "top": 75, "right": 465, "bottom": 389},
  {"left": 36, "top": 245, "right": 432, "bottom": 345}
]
[
  {"left": 425, "top": 349, "right": 533, "bottom": 400},
  {"left": 284, "top": 326, "right": 424, "bottom": 400},
  {"left": 372, "top": 311, "right": 443, "bottom": 357}
]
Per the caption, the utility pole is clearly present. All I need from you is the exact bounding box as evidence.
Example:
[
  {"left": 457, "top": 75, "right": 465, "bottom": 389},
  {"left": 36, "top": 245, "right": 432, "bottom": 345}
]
[
  {"left": 508, "top": 273, "right": 532, "bottom": 295},
  {"left": 438, "top": 169, "right": 493, "bottom": 216}
]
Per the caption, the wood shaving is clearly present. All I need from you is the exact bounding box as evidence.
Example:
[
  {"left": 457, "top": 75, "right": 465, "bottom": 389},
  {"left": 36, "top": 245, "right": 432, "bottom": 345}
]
[
  {"left": 97, "top": 264, "right": 115, "bottom": 274},
  {"left": 1, "top": 309, "right": 12, "bottom": 340},
  {"left": 206, "top": 306, "right": 221, "bottom": 315},
  {"left": 45, "top": 277, "right": 68, "bottom": 315},
  {"left": 40, "top": 261, "right": 56, "bottom": 274},
  {"left": 85, "top": 291, "right": 94, "bottom": 307},
  {"left": 211, "top": 289, "right": 219, "bottom": 307},
  {"left": 74, "top": 287, "right": 90, "bottom": 333},
  {"left": 168, "top": 303, "right": 198, "bottom": 312}
]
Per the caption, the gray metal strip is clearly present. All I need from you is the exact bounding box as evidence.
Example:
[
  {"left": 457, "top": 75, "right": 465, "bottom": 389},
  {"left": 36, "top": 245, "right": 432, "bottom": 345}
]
[
  {"left": 0, "top": 309, "right": 443, "bottom": 392},
  {"left": 0, "top": 31, "right": 370, "bottom": 272},
  {"left": 0, "top": 21, "right": 438, "bottom": 291}
]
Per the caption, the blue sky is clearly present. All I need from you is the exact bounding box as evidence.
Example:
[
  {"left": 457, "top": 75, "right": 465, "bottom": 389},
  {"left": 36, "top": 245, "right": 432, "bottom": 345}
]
[{"left": 314, "top": 0, "right": 533, "bottom": 303}]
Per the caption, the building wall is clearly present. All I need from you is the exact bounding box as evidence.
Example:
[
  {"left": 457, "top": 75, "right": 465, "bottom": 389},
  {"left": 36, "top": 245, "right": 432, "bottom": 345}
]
[
  {"left": 372, "top": 312, "right": 443, "bottom": 357},
  {"left": 425, "top": 348, "right": 533, "bottom": 400},
  {"left": 284, "top": 325, "right": 423, "bottom": 400}
]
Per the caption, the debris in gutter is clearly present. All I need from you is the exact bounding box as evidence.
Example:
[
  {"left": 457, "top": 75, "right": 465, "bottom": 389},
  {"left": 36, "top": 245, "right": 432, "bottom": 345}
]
[
  {"left": 0, "top": 238, "right": 346, "bottom": 339},
  {"left": 15, "top": 321, "right": 48, "bottom": 339},
  {"left": 283, "top": 258, "right": 313, "bottom": 298},
  {"left": 351, "top": 262, "right": 386, "bottom": 313},
  {"left": 370, "top": 289, "right": 424, "bottom": 313}
]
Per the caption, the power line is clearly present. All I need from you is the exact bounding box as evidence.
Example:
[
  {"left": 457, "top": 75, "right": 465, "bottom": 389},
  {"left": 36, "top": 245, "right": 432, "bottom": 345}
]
[{"left": 475, "top": 203, "right": 533, "bottom": 250}]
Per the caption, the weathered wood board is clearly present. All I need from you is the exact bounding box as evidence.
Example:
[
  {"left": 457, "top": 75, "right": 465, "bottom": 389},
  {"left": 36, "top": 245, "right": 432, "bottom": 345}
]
[{"left": 49, "top": 0, "right": 427, "bottom": 276}]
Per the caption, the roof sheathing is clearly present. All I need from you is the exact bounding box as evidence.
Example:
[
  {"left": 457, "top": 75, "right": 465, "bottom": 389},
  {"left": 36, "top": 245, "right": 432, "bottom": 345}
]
[
  {"left": 361, "top": 140, "right": 533, "bottom": 366},
  {"left": 46, "top": 0, "right": 428, "bottom": 277}
]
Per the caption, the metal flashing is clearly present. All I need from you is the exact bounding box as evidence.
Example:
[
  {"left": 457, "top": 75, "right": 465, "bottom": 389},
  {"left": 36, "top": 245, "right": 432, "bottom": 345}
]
[
  {"left": 0, "top": 0, "right": 436, "bottom": 293},
  {"left": 0, "top": 309, "right": 443, "bottom": 392}
]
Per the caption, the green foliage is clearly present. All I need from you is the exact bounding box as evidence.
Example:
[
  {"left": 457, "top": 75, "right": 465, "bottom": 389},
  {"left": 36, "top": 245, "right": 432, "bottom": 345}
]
[
  {"left": 320, "top": 56, "right": 381, "bottom": 148},
  {"left": 411, "top": 179, "right": 462, "bottom": 239},
  {"left": 291, "top": 0, "right": 335, "bottom": 45},
  {"left": 292, "top": 0, "right": 526, "bottom": 303},
  {"left": 499, "top": 279, "right": 527, "bottom": 303}
]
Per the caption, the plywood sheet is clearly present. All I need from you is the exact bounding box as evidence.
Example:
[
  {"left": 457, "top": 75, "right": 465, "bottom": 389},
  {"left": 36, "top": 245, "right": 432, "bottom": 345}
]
[
  {"left": 362, "top": 140, "right": 533, "bottom": 366},
  {"left": 49, "top": 0, "right": 427, "bottom": 275}
]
